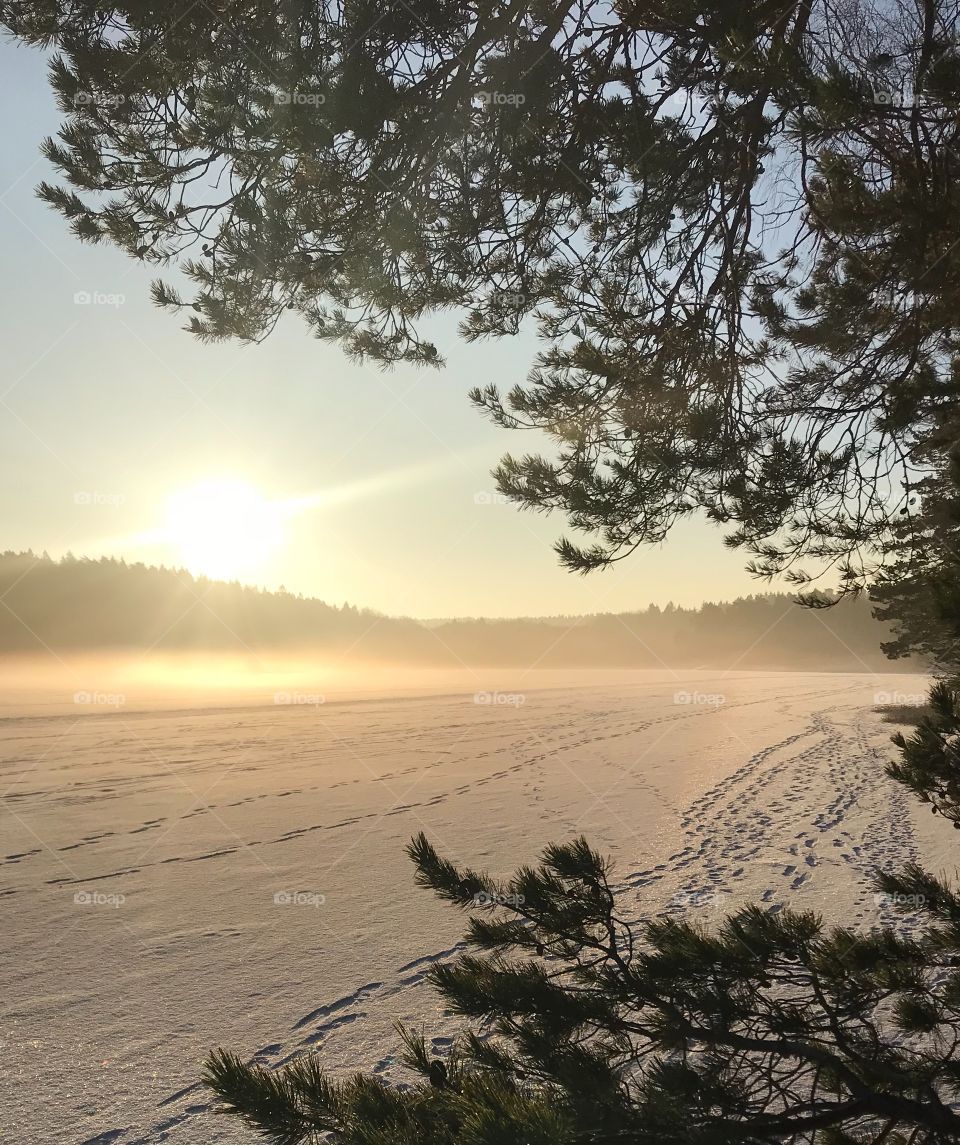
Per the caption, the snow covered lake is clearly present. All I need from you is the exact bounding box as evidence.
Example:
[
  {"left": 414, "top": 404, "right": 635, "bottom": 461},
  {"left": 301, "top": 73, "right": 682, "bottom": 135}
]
[{"left": 1, "top": 669, "right": 949, "bottom": 1144}]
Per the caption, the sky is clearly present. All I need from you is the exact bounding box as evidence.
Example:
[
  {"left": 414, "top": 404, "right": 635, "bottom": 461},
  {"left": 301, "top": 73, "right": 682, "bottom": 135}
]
[{"left": 0, "top": 36, "right": 765, "bottom": 619}]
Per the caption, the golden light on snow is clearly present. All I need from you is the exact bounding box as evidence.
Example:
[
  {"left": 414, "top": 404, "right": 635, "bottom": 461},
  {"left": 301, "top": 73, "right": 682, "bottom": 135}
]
[{"left": 163, "top": 479, "right": 285, "bottom": 580}]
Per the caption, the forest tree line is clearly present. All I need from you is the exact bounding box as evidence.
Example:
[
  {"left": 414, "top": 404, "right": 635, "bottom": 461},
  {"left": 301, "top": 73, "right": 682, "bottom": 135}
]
[{"left": 0, "top": 551, "right": 917, "bottom": 671}]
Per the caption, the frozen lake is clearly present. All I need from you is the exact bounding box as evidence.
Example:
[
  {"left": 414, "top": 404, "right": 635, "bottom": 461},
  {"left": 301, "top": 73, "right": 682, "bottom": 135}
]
[{"left": 0, "top": 669, "right": 948, "bottom": 1144}]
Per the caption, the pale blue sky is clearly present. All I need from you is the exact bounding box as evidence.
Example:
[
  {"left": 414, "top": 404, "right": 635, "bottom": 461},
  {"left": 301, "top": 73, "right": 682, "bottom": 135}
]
[{"left": 0, "top": 36, "right": 762, "bottom": 618}]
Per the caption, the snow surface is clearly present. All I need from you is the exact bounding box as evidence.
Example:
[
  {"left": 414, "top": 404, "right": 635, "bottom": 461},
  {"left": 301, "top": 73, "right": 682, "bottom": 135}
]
[{"left": 1, "top": 669, "right": 951, "bottom": 1144}]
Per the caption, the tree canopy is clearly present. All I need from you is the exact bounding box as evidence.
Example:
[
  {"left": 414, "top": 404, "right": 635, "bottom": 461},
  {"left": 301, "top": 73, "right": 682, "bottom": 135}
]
[{"left": 7, "top": 0, "right": 960, "bottom": 588}]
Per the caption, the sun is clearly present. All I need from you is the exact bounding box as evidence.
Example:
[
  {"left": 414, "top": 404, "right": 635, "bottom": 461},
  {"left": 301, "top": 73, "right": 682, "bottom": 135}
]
[{"left": 164, "top": 479, "right": 285, "bottom": 581}]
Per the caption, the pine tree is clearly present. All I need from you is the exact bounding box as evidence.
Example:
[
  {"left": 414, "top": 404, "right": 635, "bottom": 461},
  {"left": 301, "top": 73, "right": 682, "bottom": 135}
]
[
  {"left": 6, "top": 0, "right": 960, "bottom": 592},
  {"left": 204, "top": 830, "right": 960, "bottom": 1143},
  {"left": 872, "top": 453, "right": 960, "bottom": 831},
  {"left": 871, "top": 440, "right": 960, "bottom": 675},
  {"left": 11, "top": 3, "right": 960, "bottom": 1136}
]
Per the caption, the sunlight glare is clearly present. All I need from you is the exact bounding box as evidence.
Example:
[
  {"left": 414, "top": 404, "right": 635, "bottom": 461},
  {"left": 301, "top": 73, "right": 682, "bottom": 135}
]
[{"left": 164, "top": 479, "right": 285, "bottom": 580}]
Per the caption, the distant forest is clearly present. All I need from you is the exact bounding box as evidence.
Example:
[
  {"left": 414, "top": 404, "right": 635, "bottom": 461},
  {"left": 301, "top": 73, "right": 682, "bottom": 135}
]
[{"left": 0, "top": 551, "right": 919, "bottom": 671}]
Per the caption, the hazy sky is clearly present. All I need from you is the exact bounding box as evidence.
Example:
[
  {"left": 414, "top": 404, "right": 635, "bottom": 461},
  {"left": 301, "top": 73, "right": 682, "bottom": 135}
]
[{"left": 0, "top": 37, "right": 763, "bottom": 618}]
